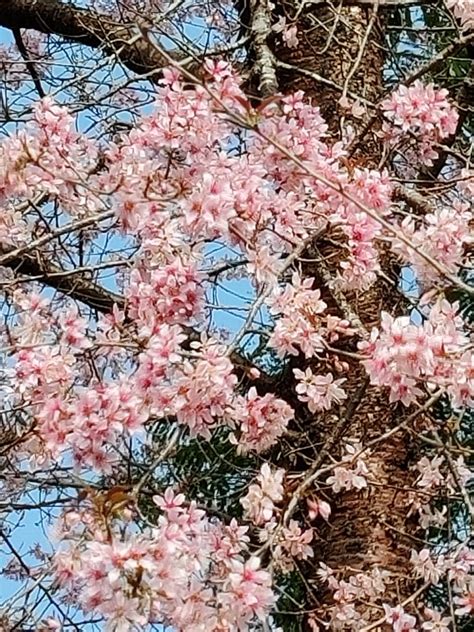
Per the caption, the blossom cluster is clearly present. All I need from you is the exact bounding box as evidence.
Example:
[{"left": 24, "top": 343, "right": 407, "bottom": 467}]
[
  {"left": 126, "top": 257, "right": 205, "bottom": 331},
  {"left": 317, "top": 564, "right": 389, "bottom": 629},
  {"left": 392, "top": 203, "right": 473, "bottom": 286},
  {"left": 52, "top": 489, "right": 275, "bottom": 632},
  {"left": 381, "top": 80, "right": 458, "bottom": 166},
  {"left": 267, "top": 273, "right": 355, "bottom": 359},
  {"left": 0, "top": 97, "right": 100, "bottom": 218},
  {"left": 0, "top": 32, "right": 49, "bottom": 90},
  {"left": 240, "top": 463, "right": 285, "bottom": 526},
  {"left": 293, "top": 367, "right": 347, "bottom": 413},
  {"left": 4, "top": 285, "right": 295, "bottom": 470},
  {"left": 360, "top": 299, "right": 474, "bottom": 407},
  {"left": 316, "top": 542, "right": 473, "bottom": 630},
  {"left": 414, "top": 453, "right": 472, "bottom": 494},
  {"left": 271, "top": 520, "right": 314, "bottom": 573},
  {"left": 241, "top": 465, "right": 314, "bottom": 573},
  {"left": 229, "top": 387, "right": 294, "bottom": 453},
  {"left": 445, "top": 0, "right": 474, "bottom": 30},
  {"left": 326, "top": 443, "right": 370, "bottom": 493},
  {"left": 1, "top": 69, "right": 462, "bottom": 305}
]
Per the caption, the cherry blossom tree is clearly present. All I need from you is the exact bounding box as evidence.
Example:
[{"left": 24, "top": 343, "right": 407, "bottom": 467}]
[{"left": 0, "top": 1, "right": 472, "bottom": 631}]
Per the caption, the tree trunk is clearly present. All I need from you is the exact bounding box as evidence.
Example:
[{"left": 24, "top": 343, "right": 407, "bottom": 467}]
[{"left": 243, "top": 1, "right": 421, "bottom": 627}]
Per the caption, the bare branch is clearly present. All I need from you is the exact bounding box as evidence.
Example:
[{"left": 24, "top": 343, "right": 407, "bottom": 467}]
[
  {"left": 0, "top": 0, "right": 183, "bottom": 77},
  {"left": 11, "top": 27, "right": 46, "bottom": 98},
  {"left": 0, "top": 247, "right": 123, "bottom": 313}
]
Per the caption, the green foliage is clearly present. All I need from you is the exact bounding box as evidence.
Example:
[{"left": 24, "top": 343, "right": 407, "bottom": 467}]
[
  {"left": 148, "top": 422, "right": 257, "bottom": 517},
  {"left": 273, "top": 570, "right": 308, "bottom": 632}
]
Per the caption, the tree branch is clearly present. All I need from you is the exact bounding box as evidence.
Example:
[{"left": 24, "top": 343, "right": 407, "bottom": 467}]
[
  {"left": 418, "top": 53, "right": 474, "bottom": 186},
  {"left": 0, "top": 0, "right": 184, "bottom": 77},
  {"left": 0, "top": 247, "right": 123, "bottom": 313},
  {"left": 249, "top": 0, "right": 278, "bottom": 97},
  {"left": 11, "top": 27, "right": 46, "bottom": 98}
]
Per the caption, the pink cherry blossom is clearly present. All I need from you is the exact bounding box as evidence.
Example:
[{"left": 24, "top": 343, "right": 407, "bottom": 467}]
[
  {"left": 283, "top": 25, "right": 299, "bottom": 48},
  {"left": 240, "top": 463, "right": 285, "bottom": 525},
  {"left": 445, "top": 0, "right": 474, "bottom": 30},
  {"left": 383, "top": 604, "right": 417, "bottom": 632},
  {"left": 410, "top": 549, "right": 444, "bottom": 585},
  {"left": 230, "top": 387, "right": 294, "bottom": 453},
  {"left": 293, "top": 367, "right": 347, "bottom": 412},
  {"left": 381, "top": 80, "right": 458, "bottom": 166},
  {"left": 382, "top": 80, "right": 458, "bottom": 140},
  {"left": 126, "top": 256, "right": 205, "bottom": 330},
  {"left": 454, "top": 580, "right": 474, "bottom": 616},
  {"left": 273, "top": 520, "right": 313, "bottom": 572},
  {"left": 392, "top": 203, "right": 473, "bottom": 286},
  {"left": 326, "top": 463, "right": 368, "bottom": 493},
  {"left": 422, "top": 608, "right": 452, "bottom": 632},
  {"left": 307, "top": 498, "right": 331, "bottom": 521},
  {"left": 361, "top": 299, "right": 474, "bottom": 407},
  {"left": 0, "top": 41, "right": 471, "bottom": 632},
  {"left": 52, "top": 490, "right": 275, "bottom": 631}
]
